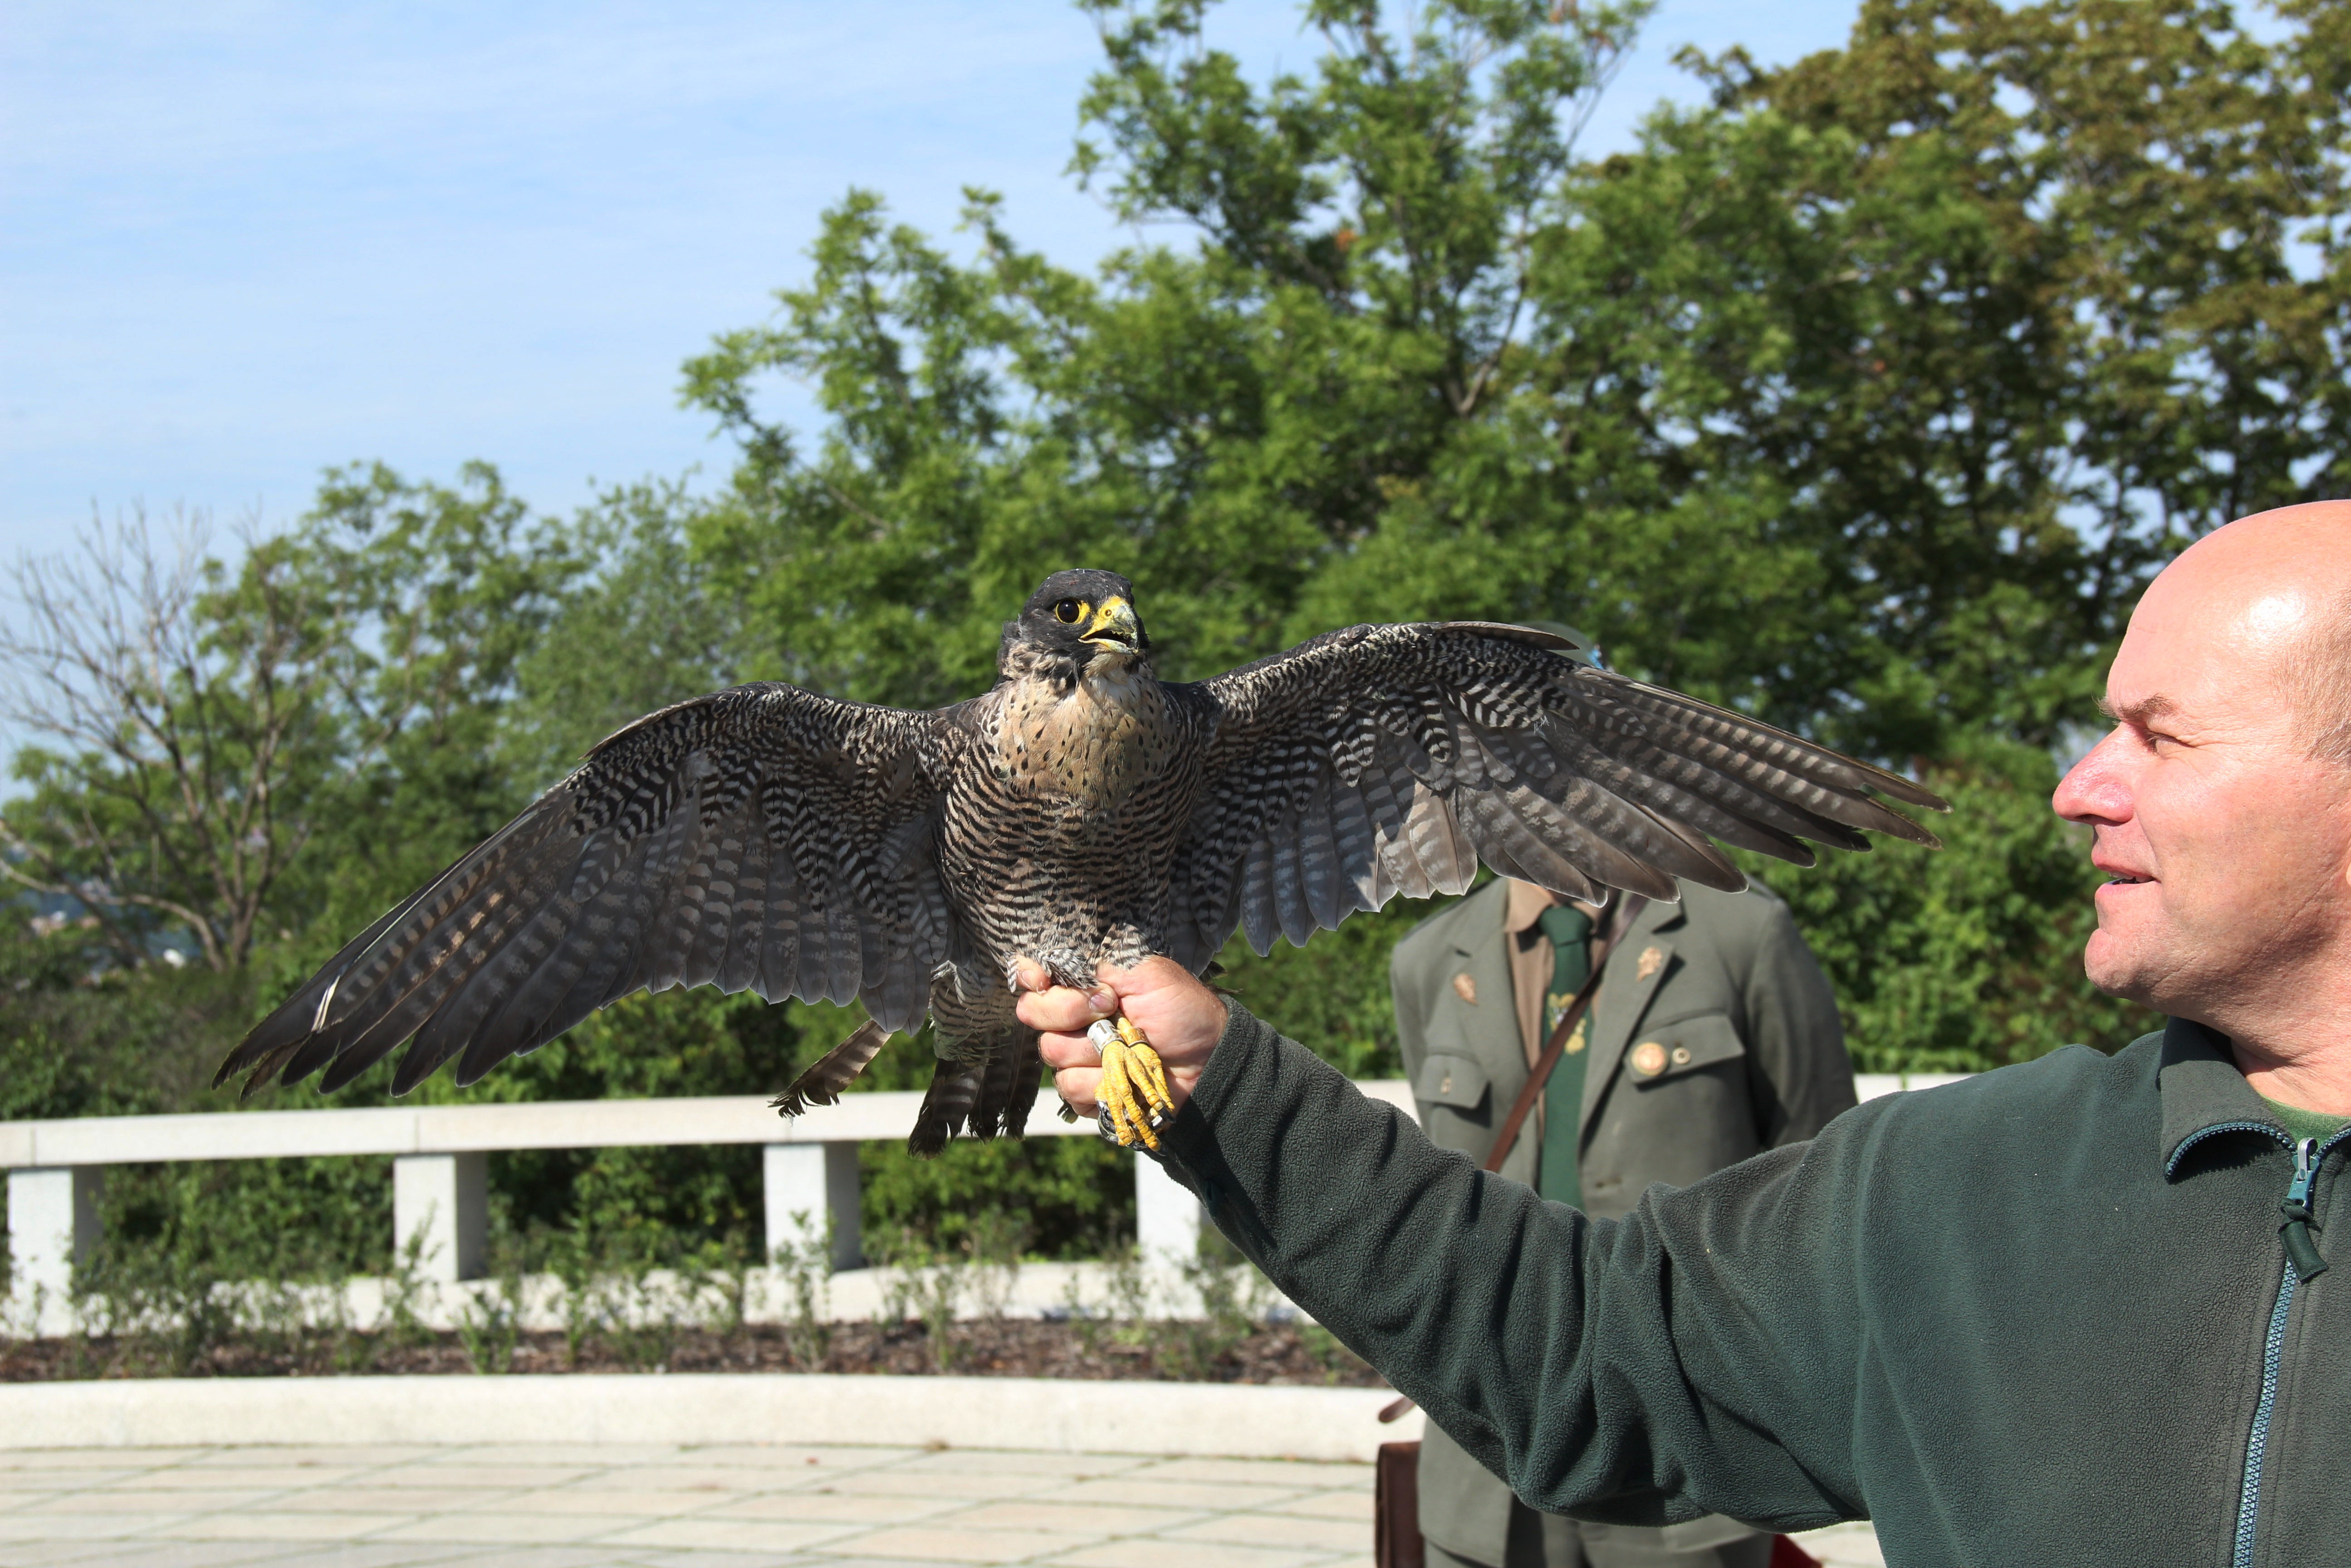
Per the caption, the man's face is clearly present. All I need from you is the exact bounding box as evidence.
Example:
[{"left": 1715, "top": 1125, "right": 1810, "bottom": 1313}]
[{"left": 2053, "top": 571, "right": 2351, "bottom": 1017}]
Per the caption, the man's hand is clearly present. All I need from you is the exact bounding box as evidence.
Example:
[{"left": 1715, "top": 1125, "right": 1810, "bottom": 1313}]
[{"left": 1015, "top": 956, "right": 1228, "bottom": 1121}]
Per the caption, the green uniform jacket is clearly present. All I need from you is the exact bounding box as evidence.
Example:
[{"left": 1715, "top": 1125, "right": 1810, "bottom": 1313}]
[
  {"left": 1391, "top": 880, "right": 1853, "bottom": 1219},
  {"left": 1392, "top": 881, "right": 1854, "bottom": 1563},
  {"left": 1162, "top": 1006, "right": 2351, "bottom": 1567}
]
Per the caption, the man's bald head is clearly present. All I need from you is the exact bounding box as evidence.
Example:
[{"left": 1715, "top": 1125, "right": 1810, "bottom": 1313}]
[
  {"left": 2141, "top": 501, "right": 2351, "bottom": 763},
  {"left": 2056, "top": 499, "right": 2351, "bottom": 1083}
]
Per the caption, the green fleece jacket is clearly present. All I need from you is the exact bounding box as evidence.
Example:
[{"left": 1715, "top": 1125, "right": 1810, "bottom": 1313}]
[{"left": 1162, "top": 1002, "right": 2351, "bottom": 1567}]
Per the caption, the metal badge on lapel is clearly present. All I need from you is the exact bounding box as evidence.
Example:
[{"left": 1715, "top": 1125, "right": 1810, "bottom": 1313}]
[
  {"left": 1630, "top": 1040, "right": 1668, "bottom": 1078},
  {"left": 1452, "top": 972, "right": 1477, "bottom": 1005},
  {"left": 1636, "top": 945, "right": 1665, "bottom": 982}
]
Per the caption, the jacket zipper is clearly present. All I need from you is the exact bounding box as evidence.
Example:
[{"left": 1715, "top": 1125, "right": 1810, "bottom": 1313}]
[{"left": 2180, "top": 1124, "right": 2349, "bottom": 1568}]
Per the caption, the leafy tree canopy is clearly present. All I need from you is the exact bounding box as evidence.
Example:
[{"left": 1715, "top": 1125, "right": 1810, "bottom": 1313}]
[{"left": 10, "top": 0, "right": 2348, "bottom": 1273}]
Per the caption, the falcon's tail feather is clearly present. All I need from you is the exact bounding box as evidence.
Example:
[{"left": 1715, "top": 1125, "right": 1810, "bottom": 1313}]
[
  {"left": 910, "top": 1055, "right": 982, "bottom": 1157},
  {"left": 772, "top": 1019, "right": 892, "bottom": 1117},
  {"left": 969, "top": 1029, "right": 1046, "bottom": 1141}
]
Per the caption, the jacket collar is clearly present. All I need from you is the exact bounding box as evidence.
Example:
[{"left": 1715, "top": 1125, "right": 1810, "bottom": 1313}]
[
  {"left": 1632, "top": 896, "right": 1688, "bottom": 934},
  {"left": 2159, "top": 1016, "right": 2290, "bottom": 1176},
  {"left": 1502, "top": 879, "right": 1552, "bottom": 935}
]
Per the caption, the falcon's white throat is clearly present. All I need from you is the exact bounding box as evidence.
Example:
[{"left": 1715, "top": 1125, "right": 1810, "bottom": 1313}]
[{"left": 992, "top": 658, "right": 1170, "bottom": 813}]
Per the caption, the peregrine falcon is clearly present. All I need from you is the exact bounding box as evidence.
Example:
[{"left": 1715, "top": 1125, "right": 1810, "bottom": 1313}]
[{"left": 218, "top": 569, "right": 1944, "bottom": 1153}]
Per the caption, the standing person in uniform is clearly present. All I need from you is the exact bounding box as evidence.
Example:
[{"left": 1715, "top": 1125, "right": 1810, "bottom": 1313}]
[{"left": 1391, "top": 647, "right": 1854, "bottom": 1568}]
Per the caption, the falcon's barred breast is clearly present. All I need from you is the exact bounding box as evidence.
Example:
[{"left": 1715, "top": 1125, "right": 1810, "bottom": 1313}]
[{"left": 220, "top": 569, "right": 1945, "bottom": 1153}]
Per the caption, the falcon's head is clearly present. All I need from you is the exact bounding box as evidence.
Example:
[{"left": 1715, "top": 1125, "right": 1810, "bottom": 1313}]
[{"left": 1001, "top": 568, "right": 1150, "bottom": 679}]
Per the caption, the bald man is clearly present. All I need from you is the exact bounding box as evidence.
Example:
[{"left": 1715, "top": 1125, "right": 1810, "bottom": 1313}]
[{"left": 1022, "top": 502, "right": 2351, "bottom": 1566}]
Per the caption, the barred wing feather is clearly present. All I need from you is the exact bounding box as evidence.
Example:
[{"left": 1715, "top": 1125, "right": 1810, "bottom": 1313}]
[
  {"left": 217, "top": 683, "right": 956, "bottom": 1098},
  {"left": 1161, "top": 623, "right": 1946, "bottom": 970}
]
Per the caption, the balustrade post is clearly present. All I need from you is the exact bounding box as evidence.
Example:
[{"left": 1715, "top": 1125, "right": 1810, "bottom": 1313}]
[
  {"left": 764, "top": 1141, "right": 862, "bottom": 1271},
  {"left": 6, "top": 1166, "right": 100, "bottom": 1333},
  {"left": 392, "top": 1152, "right": 486, "bottom": 1283},
  {"left": 1133, "top": 1151, "right": 1203, "bottom": 1263}
]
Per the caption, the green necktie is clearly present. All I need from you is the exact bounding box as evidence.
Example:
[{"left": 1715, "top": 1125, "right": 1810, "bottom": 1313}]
[{"left": 1535, "top": 904, "right": 1593, "bottom": 1208}]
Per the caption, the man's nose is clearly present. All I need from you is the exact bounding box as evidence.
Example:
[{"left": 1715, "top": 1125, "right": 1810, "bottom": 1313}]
[{"left": 2053, "top": 730, "right": 2132, "bottom": 826}]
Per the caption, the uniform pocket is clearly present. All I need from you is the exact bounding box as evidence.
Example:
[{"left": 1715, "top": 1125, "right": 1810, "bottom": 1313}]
[
  {"left": 1622, "top": 1012, "right": 1744, "bottom": 1087},
  {"left": 1415, "top": 1053, "right": 1490, "bottom": 1111}
]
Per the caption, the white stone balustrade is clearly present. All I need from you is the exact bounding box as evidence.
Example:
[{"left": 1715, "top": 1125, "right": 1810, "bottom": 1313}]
[
  {"left": 4, "top": 1074, "right": 1959, "bottom": 1326},
  {"left": 2, "top": 1083, "right": 1425, "bottom": 1316}
]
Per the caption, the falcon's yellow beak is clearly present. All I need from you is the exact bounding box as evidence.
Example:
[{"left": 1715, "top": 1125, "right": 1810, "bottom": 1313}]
[{"left": 1081, "top": 595, "right": 1143, "bottom": 651}]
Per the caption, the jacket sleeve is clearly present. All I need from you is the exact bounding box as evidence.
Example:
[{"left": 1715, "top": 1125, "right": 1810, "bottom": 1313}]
[
  {"left": 1738, "top": 900, "right": 1856, "bottom": 1147},
  {"left": 1163, "top": 1000, "right": 1876, "bottom": 1533}
]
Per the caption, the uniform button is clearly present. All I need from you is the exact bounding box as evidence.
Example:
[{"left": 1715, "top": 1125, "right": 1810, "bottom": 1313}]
[
  {"left": 1439, "top": 1075, "right": 1453, "bottom": 1096},
  {"left": 1670, "top": 1046, "right": 1692, "bottom": 1067},
  {"left": 1630, "top": 1041, "right": 1667, "bottom": 1077}
]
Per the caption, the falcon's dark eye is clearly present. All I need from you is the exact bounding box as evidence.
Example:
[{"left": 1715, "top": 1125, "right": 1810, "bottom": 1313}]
[{"left": 1054, "top": 598, "right": 1086, "bottom": 624}]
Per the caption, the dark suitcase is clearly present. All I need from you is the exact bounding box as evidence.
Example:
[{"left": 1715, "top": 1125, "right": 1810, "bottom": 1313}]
[{"left": 1375, "top": 1440, "right": 1425, "bottom": 1568}]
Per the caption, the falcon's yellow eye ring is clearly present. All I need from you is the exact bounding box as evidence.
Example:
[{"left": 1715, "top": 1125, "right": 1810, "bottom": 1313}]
[{"left": 1055, "top": 598, "right": 1086, "bottom": 624}]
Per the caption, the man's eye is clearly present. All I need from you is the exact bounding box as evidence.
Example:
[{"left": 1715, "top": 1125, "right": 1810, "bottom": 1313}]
[{"left": 1055, "top": 599, "right": 1085, "bottom": 624}]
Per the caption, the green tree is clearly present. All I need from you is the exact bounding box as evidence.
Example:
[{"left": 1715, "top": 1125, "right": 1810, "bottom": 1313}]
[
  {"left": 0, "top": 466, "right": 590, "bottom": 978},
  {"left": 0, "top": 472, "right": 799, "bottom": 1277},
  {"left": 681, "top": 0, "right": 2347, "bottom": 1072},
  {"left": 15, "top": 0, "right": 2346, "bottom": 1292},
  {"left": 500, "top": 477, "right": 754, "bottom": 793}
]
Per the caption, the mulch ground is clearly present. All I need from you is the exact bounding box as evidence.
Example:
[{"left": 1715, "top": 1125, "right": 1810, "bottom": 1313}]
[{"left": 0, "top": 1318, "right": 1386, "bottom": 1386}]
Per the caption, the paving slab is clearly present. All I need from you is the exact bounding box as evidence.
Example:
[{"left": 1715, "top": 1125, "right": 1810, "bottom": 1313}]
[
  {"left": 181, "top": 1449, "right": 442, "bottom": 1470},
  {"left": 602, "top": 1520, "right": 862, "bottom": 1553},
  {"left": 1792, "top": 1522, "right": 1886, "bottom": 1567},
  {"left": 1161, "top": 1512, "right": 1378, "bottom": 1550},
  {"left": 703, "top": 1494, "right": 964, "bottom": 1525},
  {"left": 265, "top": 1490, "right": 524, "bottom": 1514},
  {"left": 135, "top": 1467, "right": 372, "bottom": 1490},
  {"left": 164, "top": 1515, "right": 419, "bottom": 1543},
  {"left": 1131, "top": 1458, "right": 1368, "bottom": 1486},
  {"left": 0, "top": 1441, "right": 1884, "bottom": 1567},
  {"left": 824, "top": 1526, "right": 1097, "bottom": 1564},
  {"left": 936, "top": 1502, "right": 1202, "bottom": 1536},
  {"left": 1266, "top": 1492, "right": 1374, "bottom": 1521},
  {"left": 0, "top": 1514, "right": 175, "bottom": 1541},
  {"left": 0, "top": 1547, "right": 305, "bottom": 1568},
  {"left": 0, "top": 1449, "right": 205, "bottom": 1468},
  {"left": 646, "top": 1447, "right": 920, "bottom": 1471},
  {"left": 1043, "top": 1540, "right": 1323, "bottom": 1568},
  {"left": 393, "top": 1552, "right": 621, "bottom": 1568},
  {"left": 373, "top": 1512, "right": 634, "bottom": 1545},
  {"left": 372, "top": 1465, "right": 602, "bottom": 1489},
  {"left": 423, "top": 1445, "right": 686, "bottom": 1468},
  {"left": 1056, "top": 1476, "right": 1306, "bottom": 1511},
  {"left": 822, "top": 1472, "right": 1047, "bottom": 1501}
]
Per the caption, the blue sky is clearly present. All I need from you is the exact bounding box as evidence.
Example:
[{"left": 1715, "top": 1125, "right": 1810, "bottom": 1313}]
[{"left": 1, "top": 1, "right": 1864, "bottom": 559}]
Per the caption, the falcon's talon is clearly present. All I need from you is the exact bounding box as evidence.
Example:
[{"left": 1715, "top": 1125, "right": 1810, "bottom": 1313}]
[{"left": 1092, "top": 1011, "right": 1175, "bottom": 1151}]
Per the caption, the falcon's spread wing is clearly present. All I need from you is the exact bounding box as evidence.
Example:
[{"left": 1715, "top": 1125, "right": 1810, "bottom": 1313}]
[
  {"left": 1160, "top": 623, "right": 1946, "bottom": 970},
  {"left": 219, "top": 683, "right": 959, "bottom": 1098}
]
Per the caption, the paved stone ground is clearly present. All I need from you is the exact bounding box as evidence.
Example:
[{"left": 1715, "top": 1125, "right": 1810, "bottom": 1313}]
[{"left": 0, "top": 1446, "right": 1882, "bottom": 1568}]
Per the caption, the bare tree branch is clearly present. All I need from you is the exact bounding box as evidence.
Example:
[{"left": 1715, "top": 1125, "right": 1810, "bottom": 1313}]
[{"left": 0, "top": 506, "right": 329, "bottom": 972}]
